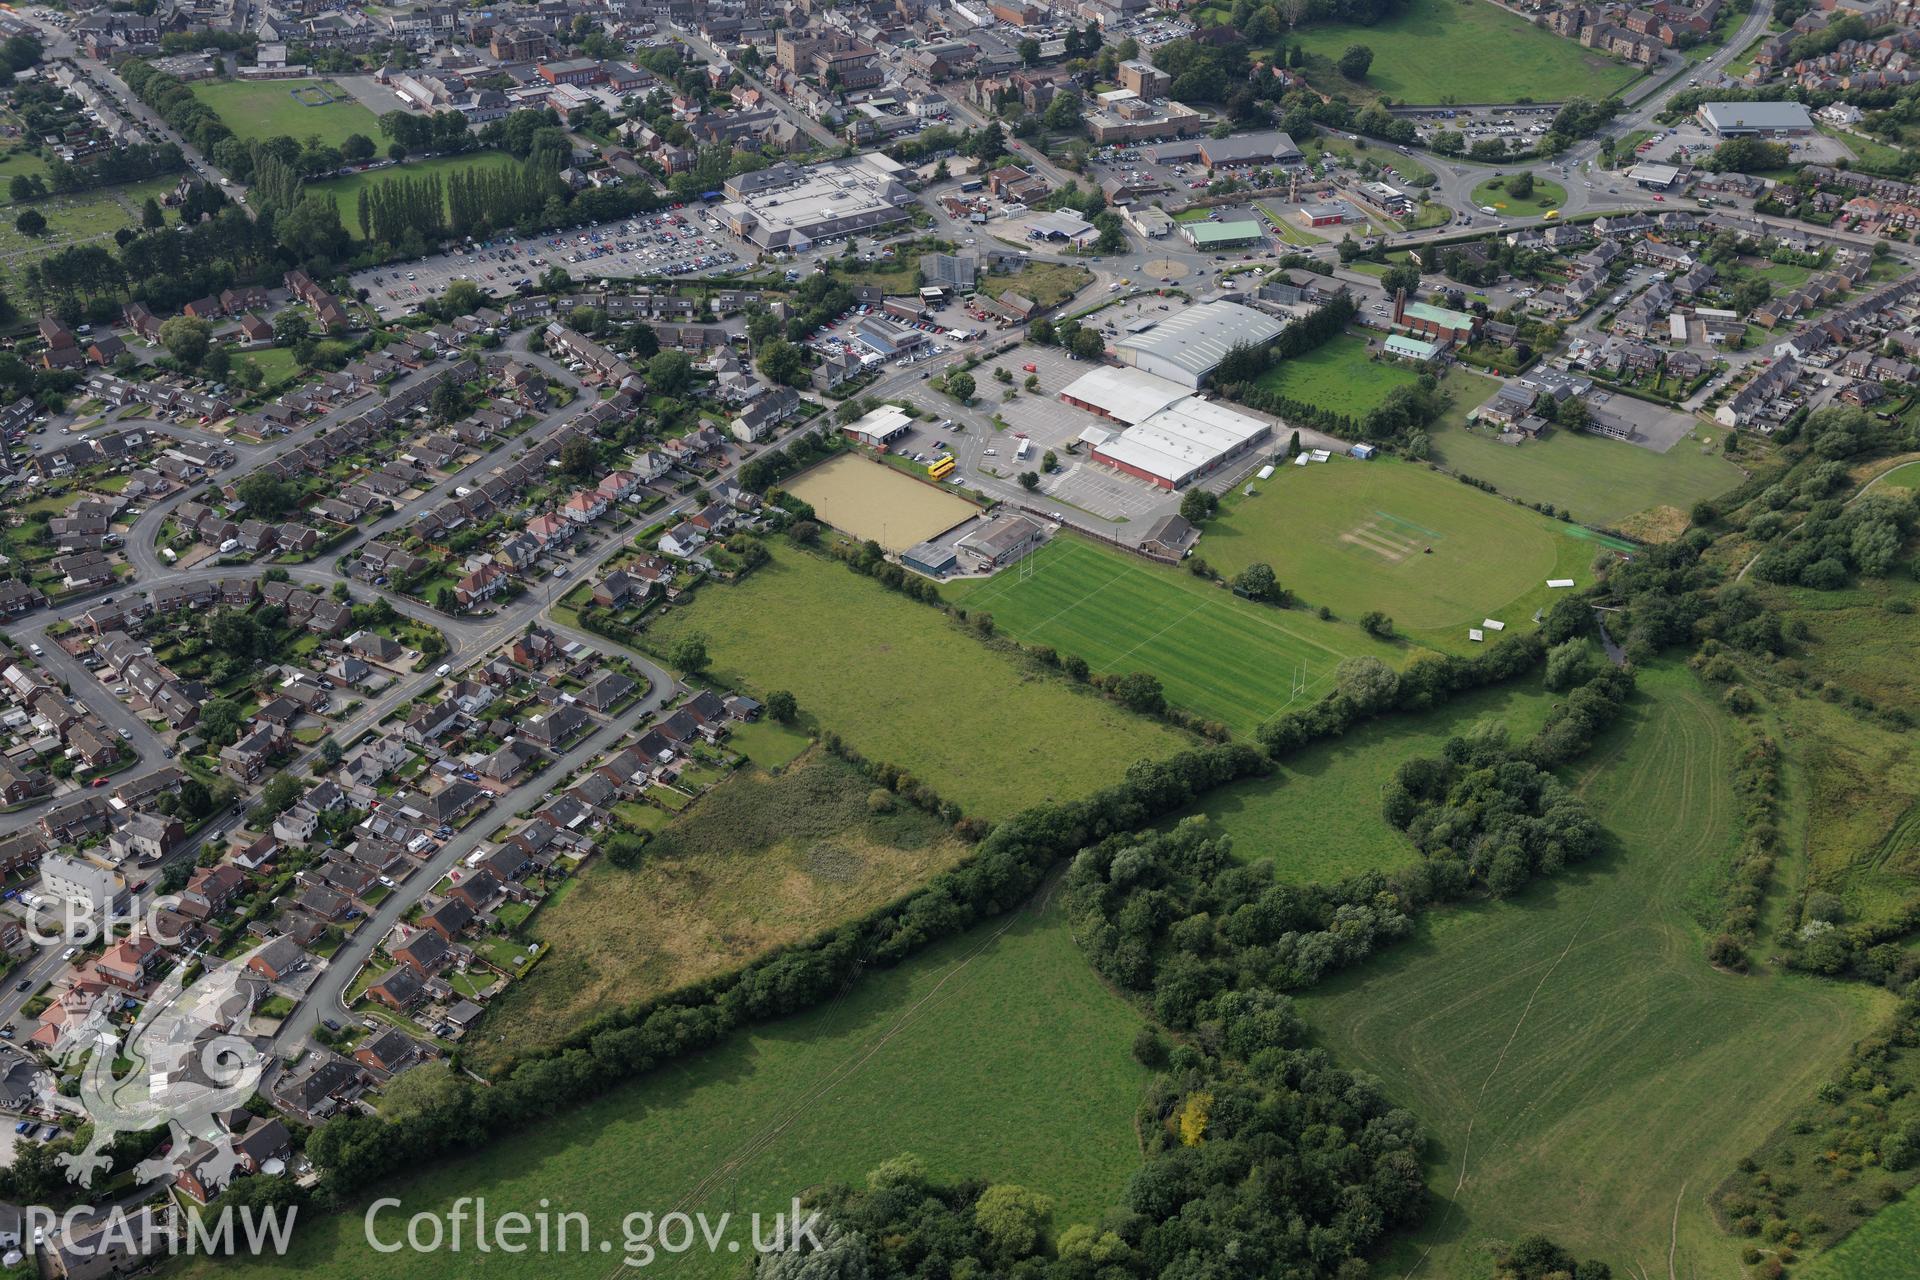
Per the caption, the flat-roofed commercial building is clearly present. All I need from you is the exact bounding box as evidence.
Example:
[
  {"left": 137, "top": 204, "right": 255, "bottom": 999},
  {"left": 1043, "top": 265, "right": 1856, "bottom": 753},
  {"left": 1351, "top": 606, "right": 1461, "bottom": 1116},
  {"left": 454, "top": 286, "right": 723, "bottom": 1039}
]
[
  {"left": 1696, "top": 101, "right": 1813, "bottom": 136},
  {"left": 1058, "top": 365, "right": 1272, "bottom": 489},
  {"left": 1058, "top": 365, "right": 1191, "bottom": 423},
  {"left": 721, "top": 154, "right": 917, "bottom": 252},
  {"left": 1110, "top": 300, "right": 1288, "bottom": 389},
  {"left": 1086, "top": 90, "right": 1208, "bottom": 144},
  {"left": 1091, "top": 394, "right": 1272, "bottom": 490}
]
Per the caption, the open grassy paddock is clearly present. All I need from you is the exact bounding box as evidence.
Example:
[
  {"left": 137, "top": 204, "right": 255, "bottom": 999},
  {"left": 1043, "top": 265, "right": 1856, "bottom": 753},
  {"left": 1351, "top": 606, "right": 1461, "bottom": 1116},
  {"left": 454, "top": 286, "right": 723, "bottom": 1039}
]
[
  {"left": 176, "top": 892, "right": 1152, "bottom": 1280},
  {"left": 1196, "top": 455, "right": 1597, "bottom": 649},
  {"left": 1298, "top": 666, "right": 1893, "bottom": 1277},
  {"left": 1430, "top": 413, "right": 1747, "bottom": 530},
  {"left": 644, "top": 546, "right": 1190, "bottom": 818},
  {"left": 1189, "top": 673, "right": 1561, "bottom": 883},
  {"left": 947, "top": 535, "right": 1403, "bottom": 734},
  {"left": 1284, "top": 0, "right": 1644, "bottom": 103},
  {"left": 466, "top": 749, "right": 976, "bottom": 1076},
  {"left": 784, "top": 452, "right": 980, "bottom": 552},
  {"left": 312, "top": 150, "right": 525, "bottom": 241},
  {"left": 188, "top": 78, "right": 380, "bottom": 149},
  {"left": 1251, "top": 333, "right": 1419, "bottom": 419}
]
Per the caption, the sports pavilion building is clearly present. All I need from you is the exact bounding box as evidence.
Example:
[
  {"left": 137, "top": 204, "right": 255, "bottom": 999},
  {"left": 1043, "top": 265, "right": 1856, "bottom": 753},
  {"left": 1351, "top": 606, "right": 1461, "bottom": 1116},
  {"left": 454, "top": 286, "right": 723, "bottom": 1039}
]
[
  {"left": 1109, "top": 299, "right": 1289, "bottom": 389},
  {"left": 1059, "top": 364, "right": 1272, "bottom": 490}
]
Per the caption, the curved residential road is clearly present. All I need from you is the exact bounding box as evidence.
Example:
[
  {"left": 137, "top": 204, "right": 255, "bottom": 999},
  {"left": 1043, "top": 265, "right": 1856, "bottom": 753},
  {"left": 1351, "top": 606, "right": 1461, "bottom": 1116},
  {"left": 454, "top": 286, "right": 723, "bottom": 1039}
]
[{"left": 270, "top": 639, "right": 677, "bottom": 1059}]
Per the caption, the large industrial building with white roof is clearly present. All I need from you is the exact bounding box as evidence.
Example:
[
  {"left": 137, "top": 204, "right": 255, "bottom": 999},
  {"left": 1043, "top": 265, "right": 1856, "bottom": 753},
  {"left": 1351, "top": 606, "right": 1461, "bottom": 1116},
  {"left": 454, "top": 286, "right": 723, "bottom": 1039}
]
[
  {"left": 1059, "top": 364, "right": 1273, "bottom": 491},
  {"left": 1108, "top": 300, "right": 1289, "bottom": 389}
]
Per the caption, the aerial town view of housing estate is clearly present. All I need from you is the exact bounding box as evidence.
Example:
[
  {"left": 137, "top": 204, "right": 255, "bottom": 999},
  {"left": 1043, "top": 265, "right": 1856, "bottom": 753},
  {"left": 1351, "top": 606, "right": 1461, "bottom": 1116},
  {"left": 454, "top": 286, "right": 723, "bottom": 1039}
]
[{"left": 6, "top": 0, "right": 1920, "bottom": 1273}]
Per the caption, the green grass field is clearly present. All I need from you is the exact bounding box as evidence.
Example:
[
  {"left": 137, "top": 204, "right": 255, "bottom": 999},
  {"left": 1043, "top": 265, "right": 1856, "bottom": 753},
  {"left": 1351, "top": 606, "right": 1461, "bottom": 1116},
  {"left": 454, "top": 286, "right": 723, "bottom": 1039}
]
[
  {"left": 188, "top": 78, "right": 379, "bottom": 149},
  {"left": 312, "top": 151, "right": 524, "bottom": 240},
  {"left": 1429, "top": 414, "right": 1746, "bottom": 530},
  {"left": 1471, "top": 176, "right": 1569, "bottom": 217},
  {"left": 1288, "top": 0, "right": 1644, "bottom": 102},
  {"left": 1803, "top": 1194, "right": 1920, "bottom": 1280},
  {"left": 0, "top": 148, "right": 48, "bottom": 206},
  {"left": 1748, "top": 593, "right": 1920, "bottom": 925},
  {"left": 237, "top": 345, "right": 301, "bottom": 385},
  {"left": 1196, "top": 455, "right": 1597, "bottom": 649},
  {"left": 644, "top": 547, "right": 1189, "bottom": 818},
  {"left": 946, "top": 535, "right": 1404, "bottom": 734},
  {"left": 1253, "top": 333, "right": 1420, "bottom": 418},
  {"left": 1190, "top": 674, "right": 1560, "bottom": 883},
  {"left": 1298, "top": 665, "right": 1893, "bottom": 1277},
  {"left": 176, "top": 893, "right": 1150, "bottom": 1280},
  {"left": 1872, "top": 459, "right": 1920, "bottom": 491}
]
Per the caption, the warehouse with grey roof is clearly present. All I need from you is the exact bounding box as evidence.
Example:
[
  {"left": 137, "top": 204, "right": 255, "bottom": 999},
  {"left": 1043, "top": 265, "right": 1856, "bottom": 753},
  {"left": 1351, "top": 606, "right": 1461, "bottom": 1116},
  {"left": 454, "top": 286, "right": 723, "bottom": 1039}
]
[{"left": 1109, "top": 300, "right": 1289, "bottom": 389}]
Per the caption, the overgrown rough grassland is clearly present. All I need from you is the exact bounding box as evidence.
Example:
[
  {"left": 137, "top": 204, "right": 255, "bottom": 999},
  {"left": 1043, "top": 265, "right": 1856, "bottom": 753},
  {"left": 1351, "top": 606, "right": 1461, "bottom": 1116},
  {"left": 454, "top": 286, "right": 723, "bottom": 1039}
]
[
  {"left": 177, "top": 894, "right": 1150, "bottom": 1280},
  {"left": 645, "top": 547, "right": 1190, "bottom": 817},
  {"left": 1779, "top": 681, "right": 1920, "bottom": 926},
  {"left": 1743, "top": 579, "right": 1920, "bottom": 924},
  {"left": 988, "top": 260, "right": 1092, "bottom": 309},
  {"left": 1430, "top": 409, "right": 1748, "bottom": 532},
  {"left": 1250, "top": 333, "right": 1420, "bottom": 419},
  {"left": 466, "top": 749, "right": 974, "bottom": 1076},
  {"left": 187, "top": 78, "right": 380, "bottom": 148},
  {"left": 1285, "top": 0, "right": 1644, "bottom": 102},
  {"left": 1189, "top": 675, "right": 1560, "bottom": 883},
  {"left": 946, "top": 534, "right": 1404, "bottom": 734},
  {"left": 1197, "top": 455, "right": 1594, "bottom": 649},
  {"left": 1298, "top": 665, "right": 1890, "bottom": 1277}
]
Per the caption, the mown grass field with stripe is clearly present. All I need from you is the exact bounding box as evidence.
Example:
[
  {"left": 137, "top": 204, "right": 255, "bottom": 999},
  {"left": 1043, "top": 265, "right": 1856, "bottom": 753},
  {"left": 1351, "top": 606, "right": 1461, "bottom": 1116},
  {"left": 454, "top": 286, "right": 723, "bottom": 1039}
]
[{"left": 949, "top": 536, "right": 1401, "bottom": 734}]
